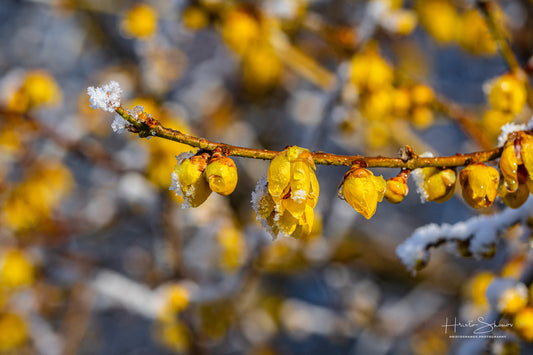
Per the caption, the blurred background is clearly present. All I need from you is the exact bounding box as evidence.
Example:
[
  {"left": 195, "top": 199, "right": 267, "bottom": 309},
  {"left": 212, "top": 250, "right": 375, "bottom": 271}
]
[{"left": 1, "top": 0, "right": 533, "bottom": 354}]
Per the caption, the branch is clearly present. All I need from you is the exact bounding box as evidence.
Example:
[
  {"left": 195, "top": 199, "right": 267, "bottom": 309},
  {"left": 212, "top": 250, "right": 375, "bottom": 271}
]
[
  {"left": 116, "top": 106, "right": 505, "bottom": 169},
  {"left": 476, "top": 0, "right": 533, "bottom": 108}
]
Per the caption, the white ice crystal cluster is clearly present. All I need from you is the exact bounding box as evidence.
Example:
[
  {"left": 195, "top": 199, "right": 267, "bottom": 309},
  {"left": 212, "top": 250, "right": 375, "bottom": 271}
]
[
  {"left": 396, "top": 197, "right": 533, "bottom": 271},
  {"left": 169, "top": 151, "right": 195, "bottom": 209},
  {"left": 87, "top": 80, "right": 122, "bottom": 112},
  {"left": 497, "top": 116, "right": 533, "bottom": 147},
  {"left": 410, "top": 152, "right": 434, "bottom": 204}
]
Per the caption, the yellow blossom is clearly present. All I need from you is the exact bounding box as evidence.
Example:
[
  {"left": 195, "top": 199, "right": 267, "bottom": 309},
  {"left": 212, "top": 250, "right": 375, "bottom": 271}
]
[
  {"left": 253, "top": 146, "right": 319, "bottom": 239},
  {"left": 482, "top": 109, "right": 514, "bottom": 138},
  {"left": 7, "top": 70, "right": 61, "bottom": 112},
  {"left": 514, "top": 307, "right": 533, "bottom": 342},
  {"left": 167, "top": 284, "right": 190, "bottom": 313},
  {"left": 384, "top": 172, "right": 409, "bottom": 204},
  {"left": 121, "top": 3, "right": 158, "bottom": 39},
  {"left": 499, "top": 132, "right": 533, "bottom": 193},
  {"left": 487, "top": 74, "right": 527, "bottom": 114},
  {"left": 0, "top": 249, "right": 34, "bottom": 289},
  {"left": 497, "top": 284, "right": 529, "bottom": 314},
  {"left": 457, "top": 9, "right": 498, "bottom": 55},
  {"left": 499, "top": 182, "right": 529, "bottom": 209},
  {"left": 459, "top": 163, "right": 499, "bottom": 208},
  {"left": 468, "top": 271, "right": 494, "bottom": 307},
  {"left": 339, "top": 166, "right": 386, "bottom": 219},
  {"left": 156, "top": 319, "right": 190, "bottom": 353},
  {"left": 217, "top": 225, "right": 245, "bottom": 271},
  {"left": 182, "top": 6, "right": 209, "bottom": 30},
  {"left": 171, "top": 154, "right": 211, "bottom": 208},
  {"left": 0, "top": 313, "right": 27, "bottom": 351},
  {"left": 241, "top": 43, "right": 283, "bottom": 94},
  {"left": 417, "top": 167, "right": 456, "bottom": 203},
  {"left": 2, "top": 161, "right": 74, "bottom": 233},
  {"left": 222, "top": 8, "right": 261, "bottom": 55},
  {"left": 205, "top": 155, "right": 238, "bottom": 196},
  {"left": 416, "top": 0, "right": 458, "bottom": 44},
  {"left": 411, "top": 84, "right": 434, "bottom": 106},
  {"left": 411, "top": 106, "right": 434, "bottom": 129},
  {"left": 350, "top": 48, "right": 394, "bottom": 92}
]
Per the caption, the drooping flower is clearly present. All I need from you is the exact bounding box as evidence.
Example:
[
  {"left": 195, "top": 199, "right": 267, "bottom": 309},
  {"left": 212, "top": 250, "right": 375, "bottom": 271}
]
[
  {"left": 205, "top": 154, "right": 238, "bottom": 196},
  {"left": 170, "top": 152, "right": 211, "bottom": 208},
  {"left": 338, "top": 164, "right": 386, "bottom": 219},
  {"left": 412, "top": 166, "right": 456, "bottom": 203},
  {"left": 384, "top": 170, "right": 409, "bottom": 204},
  {"left": 499, "top": 131, "right": 533, "bottom": 195},
  {"left": 252, "top": 146, "right": 319, "bottom": 239},
  {"left": 459, "top": 163, "right": 499, "bottom": 208}
]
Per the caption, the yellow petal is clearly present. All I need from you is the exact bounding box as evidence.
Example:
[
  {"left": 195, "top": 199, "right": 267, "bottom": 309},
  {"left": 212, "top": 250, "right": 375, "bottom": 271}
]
[
  {"left": 267, "top": 153, "right": 291, "bottom": 199},
  {"left": 500, "top": 140, "right": 519, "bottom": 192},
  {"left": 205, "top": 157, "right": 238, "bottom": 196},
  {"left": 520, "top": 132, "right": 533, "bottom": 181},
  {"left": 342, "top": 168, "right": 385, "bottom": 219}
]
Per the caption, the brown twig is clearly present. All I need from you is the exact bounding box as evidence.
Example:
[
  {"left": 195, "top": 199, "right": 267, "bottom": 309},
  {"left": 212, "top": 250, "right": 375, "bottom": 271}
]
[
  {"left": 116, "top": 106, "right": 505, "bottom": 169},
  {"left": 476, "top": 0, "right": 533, "bottom": 108}
]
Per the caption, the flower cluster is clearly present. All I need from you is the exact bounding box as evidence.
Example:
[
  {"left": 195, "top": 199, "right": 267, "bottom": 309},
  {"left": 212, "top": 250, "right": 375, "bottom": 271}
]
[
  {"left": 170, "top": 150, "right": 238, "bottom": 208},
  {"left": 252, "top": 146, "right": 319, "bottom": 239}
]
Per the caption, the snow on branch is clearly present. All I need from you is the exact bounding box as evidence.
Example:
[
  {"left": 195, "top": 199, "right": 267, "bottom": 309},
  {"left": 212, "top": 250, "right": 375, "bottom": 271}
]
[
  {"left": 396, "top": 198, "right": 533, "bottom": 271},
  {"left": 87, "top": 81, "right": 122, "bottom": 112}
]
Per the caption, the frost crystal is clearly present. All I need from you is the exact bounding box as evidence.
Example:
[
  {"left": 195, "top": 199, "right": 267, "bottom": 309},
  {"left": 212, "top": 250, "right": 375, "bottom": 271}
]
[
  {"left": 396, "top": 197, "right": 533, "bottom": 271},
  {"left": 87, "top": 81, "right": 122, "bottom": 112},
  {"left": 291, "top": 189, "right": 307, "bottom": 202},
  {"left": 111, "top": 115, "right": 130, "bottom": 134},
  {"left": 168, "top": 152, "right": 195, "bottom": 209},
  {"left": 411, "top": 152, "right": 434, "bottom": 204},
  {"left": 497, "top": 117, "right": 533, "bottom": 146},
  {"left": 251, "top": 176, "right": 269, "bottom": 221}
]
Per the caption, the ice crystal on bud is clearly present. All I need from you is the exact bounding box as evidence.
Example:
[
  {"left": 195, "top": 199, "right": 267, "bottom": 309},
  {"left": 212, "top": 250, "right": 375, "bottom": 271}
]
[
  {"left": 87, "top": 81, "right": 122, "bottom": 112},
  {"left": 411, "top": 152, "right": 434, "bottom": 203},
  {"left": 170, "top": 153, "right": 211, "bottom": 208}
]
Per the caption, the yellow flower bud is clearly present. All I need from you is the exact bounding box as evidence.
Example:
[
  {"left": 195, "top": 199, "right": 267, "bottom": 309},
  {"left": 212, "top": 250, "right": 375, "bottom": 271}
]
[
  {"left": 498, "top": 182, "right": 529, "bottom": 209},
  {"left": 457, "top": 9, "right": 497, "bottom": 55},
  {"left": 411, "top": 84, "right": 434, "bottom": 106},
  {"left": 0, "top": 313, "right": 27, "bottom": 352},
  {"left": 411, "top": 106, "right": 434, "bottom": 129},
  {"left": 384, "top": 171, "right": 409, "bottom": 204},
  {"left": 499, "top": 131, "right": 533, "bottom": 193},
  {"left": 349, "top": 49, "right": 393, "bottom": 92},
  {"left": 182, "top": 6, "right": 209, "bottom": 30},
  {"left": 487, "top": 74, "right": 526, "bottom": 114},
  {"left": 339, "top": 166, "right": 386, "bottom": 219},
  {"left": 419, "top": 167, "right": 456, "bottom": 203},
  {"left": 514, "top": 307, "right": 533, "bottom": 342},
  {"left": 416, "top": 0, "right": 458, "bottom": 44},
  {"left": 205, "top": 156, "right": 238, "bottom": 196},
  {"left": 498, "top": 283, "right": 529, "bottom": 314},
  {"left": 172, "top": 154, "right": 211, "bottom": 207},
  {"left": 121, "top": 3, "right": 158, "bottom": 39},
  {"left": 459, "top": 163, "right": 499, "bottom": 208}
]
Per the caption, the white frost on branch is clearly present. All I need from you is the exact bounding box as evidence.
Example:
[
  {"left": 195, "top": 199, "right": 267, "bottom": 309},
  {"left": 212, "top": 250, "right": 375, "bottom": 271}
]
[
  {"left": 111, "top": 115, "right": 129, "bottom": 133},
  {"left": 87, "top": 80, "right": 122, "bottom": 112},
  {"left": 396, "top": 197, "right": 533, "bottom": 271}
]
